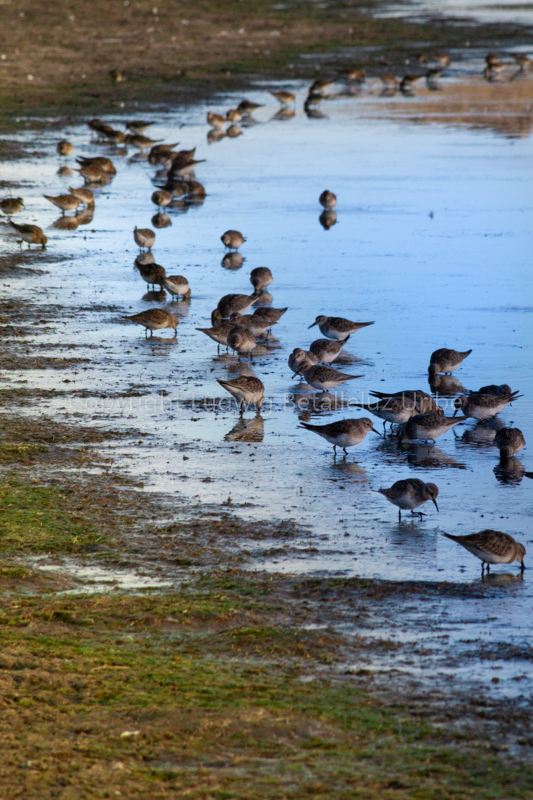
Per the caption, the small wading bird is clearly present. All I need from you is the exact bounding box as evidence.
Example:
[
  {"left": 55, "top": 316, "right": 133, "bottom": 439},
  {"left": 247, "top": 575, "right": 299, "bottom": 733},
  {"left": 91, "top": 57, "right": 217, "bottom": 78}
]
[
  {"left": 270, "top": 90, "right": 296, "bottom": 105},
  {"left": 76, "top": 156, "right": 116, "bottom": 175},
  {"left": 298, "top": 365, "right": 363, "bottom": 392},
  {"left": 162, "top": 275, "right": 191, "bottom": 299},
  {"left": 43, "top": 194, "right": 80, "bottom": 214},
  {"left": 398, "top": 413, "right": 463, "bottom": 443},
  {"left": 453, "top": 390, "right": 521, "bottom": 421},
  {"left": 56, "top": 140, "right": 73, "bottom": 156},
  {"left": 0, "top": 197, "right": 24, "bottom": 216},
  {"left": 68, "top": 187, "right": 95, "bottom": 208},
  {"left": 217, "top": 376, "right": 264, "bottom": 411},
  {"left": 309, "top": 315, "right": 374, "bottom": 341},
  {"left": 221, "top": 230, "right": 246, "bottom": 250},
  {"left": 227, "top": 325, "right": 256, "bottom": 360},
  {"left": 8, "top": 221, "right": 47, "bottom": 248},
  {"left": 444, "top": 530, "right": 525, "bottom": 574},
  {"left": 122, "top": 309, "right": 178, "bottom": 337},
  {"left": 319, "top": 190, "right": 337, "bottom": 209},
  {"left": 379, "top": 478, "right": 439, "bottom": 520},
  {"left": 133, "top": 226, "right": 155, "bottom": 250},
  {"left": 369, "top": 389, "right": 442, "bottom": 415},
  {"left": 428, "top": 348, "right": 472, "bottom": 375},
  {"left": 299, "top": 417, "right": 380, "bottom": 455},
  {"left": 352, "top": 396, "right": 419, "bottom": 431},
  {"left": 494, "top": 427, "right": 525, "bottom": 460},
  {"left": 309, "top": 337, "right": 348, "bottom": 364},
  {"left": 250, "top": 267, "right": 273, "bottom": 293},
  {"left": 196, "top": 322, "right": 234, "bottom": 352}
]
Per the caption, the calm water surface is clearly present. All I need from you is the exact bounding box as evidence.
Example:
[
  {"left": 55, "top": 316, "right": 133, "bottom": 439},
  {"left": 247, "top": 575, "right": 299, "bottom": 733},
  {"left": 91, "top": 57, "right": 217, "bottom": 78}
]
[{"left": 1, "top": 60, "right": 532, "bottom": 693}]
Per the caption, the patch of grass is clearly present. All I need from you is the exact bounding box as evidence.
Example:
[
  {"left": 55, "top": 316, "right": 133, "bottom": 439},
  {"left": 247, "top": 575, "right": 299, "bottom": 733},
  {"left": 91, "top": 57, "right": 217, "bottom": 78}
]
[{"left": 0, "top": 592, "right": 531, "bottom": 799}]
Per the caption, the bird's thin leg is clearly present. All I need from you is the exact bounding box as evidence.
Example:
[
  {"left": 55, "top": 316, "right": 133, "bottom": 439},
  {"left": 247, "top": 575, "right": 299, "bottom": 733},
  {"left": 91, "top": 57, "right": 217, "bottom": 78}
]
[
  {"left": 487, "top": 564, "right": 490, "bottom": 573},
  {"left": 398, "top": 509, "right": 401, "bottom": 521},
  {"left": 383, "top": 421, "right": 386, "bottom": 433}
]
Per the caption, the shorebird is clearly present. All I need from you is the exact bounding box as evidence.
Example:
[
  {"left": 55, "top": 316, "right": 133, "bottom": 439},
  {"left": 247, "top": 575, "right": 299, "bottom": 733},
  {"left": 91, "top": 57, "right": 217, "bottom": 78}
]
[
  {"left": 309, "top": 338, "right": 348, "bottom": 364},
  {"left": 221, "top": 230, "right": 245, "bottom": 250},
  {"left": 125, "top": 134, "right": 163, "bottom": 150},
  {"left": 310, "top": 78, "right": 335, "bottom": 94},
  {"left": 8, "top": 221, "right": 47, "bottom": 248},
  {"left": 270, "top": 90, "right": 296, "bottom": 105},
  {"left": 216, "top": 293, "right": 258, "bottom": 319},
  {"left": 68, "top": 186, "right": 94, "bottom": 208},
  {"left": 369, "top": 389, "right": 442, "bottom": 415},
  {"left": 309, "top": 316, "right": 374, "bottom": 341},
  {"left": 56, "top": 140, "right": 73, "bottom": 156},
  {"left": 126, "top": 120, "right": 155, "bottom": 134},
  {"left": 227, "top": 124, "right": 242, "bottom": 138},
  {"left": 134, "top": 226, "right": 155, "bottom": 250},
  {"left": 319, "top": 190, "right": 337, "bottom": 209},
  {"left": 483, "top": 63, "right": 506, "bottom": 81},
  {"left": 196, "top": 322, "right": 234, "bottom": 351},
  {"left": 431, "top": 52, "right": 451, "bottom": 66},
  {"left": 289, "top": 348, "right": 317, "bottom": 376},
  {"left": 227, "top": 325, "right": 256, "bottom": 360},
  {"left": 171, "top": 159, "right": 206, "bottom": 179},
  {"left": 229, "top": 312, "right": 272, "bottom": 337},
  {"left": 237, "top": 99, "right": 263, "bottom": 113},
  {"left": 340, "top": 66, "right": 366, "bottom": 82},
  {"left": 378, "top": 478, "right": 439, "bottom": 520},
  {"left": 454, "top": 390, "right": 520, "bottom": 421},
  {"left": 76, "top": 156, "right": 116, "bottom": 175},
  {"left": 186, "top": 180, "right": 206, "bottom": 198},
  {"left": 137, "top": 262, "right": 166, "bottom": 289},
  {"left": 250, "top": 267, "right": 273, "bottom": 293},
  {"left": 252, "top": 306, "right": 288, "bottom": 331},
  {"left": 75, "top": 165, "right": 106, "bottom": 184},
  {"left": 513, "top": 53, "right": 532, "bottom": 69},
  {"left": 352, "top": 397, "right": 418, "bottom": 431},
  {"left": 398, "top": 413, "right": 463, "bottom": 443},
  {"left": 122, "top": 309, "right": 178, "bottom": 337},
  {"left": 299, "top": 417, "right": 380, "bottom": 455},
  {"left": 217, "top": 376, "right": 264, "bottom": 410},
  {"left": 148, "top": 143, "right": 179, "bottom": 164},
  {"left": 0, "top": 197, "right": 24, "bottom": 216},
  {"left": 43, "top": 194, "right": 80, "bottom": 214},
  {"left": 151, "top": 190, "right": 173, "bottom": 208},
  {"left": 163, "top": 275, "right": 190, "bottom": 299},
  {"left": 299, "top": 365, "right": 363, "bottom": 392},
  {"left": 444, "top": 530, "right": 525, "bottom": 574},
  {"left": 428, "top": 348, "right": 472, "bottom": 375},
  {"left": 207, "top": 112, "right": 226, "bottom": 128},
  {"left": 477, "top": 383, "right": 512, "bottom": 396},
  {"left": 494, "top": 427, "right": 525, "bottom": 460},
  {"left": 485, "top": 52, "right": 500, "bottom": 66},
  {"left": 226, "top": 108, "right": 243, "bottom": 122}
]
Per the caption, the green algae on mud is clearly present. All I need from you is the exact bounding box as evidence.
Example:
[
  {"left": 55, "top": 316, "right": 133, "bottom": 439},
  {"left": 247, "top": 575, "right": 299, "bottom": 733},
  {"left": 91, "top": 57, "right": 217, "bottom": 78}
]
[{"left": 1, "top": 590, "right": 533, "bottom": 799}]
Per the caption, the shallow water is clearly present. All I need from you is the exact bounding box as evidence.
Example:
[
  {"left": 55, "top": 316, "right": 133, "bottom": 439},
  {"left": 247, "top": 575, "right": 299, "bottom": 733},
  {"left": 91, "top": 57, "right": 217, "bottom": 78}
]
[
  {"left": 1, "top": 57, "right": 532, "bottom": 695},
  {"left": 379, "top": 0, "right": 533, "bottom": 25}
]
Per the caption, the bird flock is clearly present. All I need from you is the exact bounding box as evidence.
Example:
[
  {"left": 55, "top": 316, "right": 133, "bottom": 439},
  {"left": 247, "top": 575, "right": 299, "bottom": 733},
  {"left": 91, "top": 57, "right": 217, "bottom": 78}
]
[{"left": 1, "top": 64, "right": 529, "bottom": 576}]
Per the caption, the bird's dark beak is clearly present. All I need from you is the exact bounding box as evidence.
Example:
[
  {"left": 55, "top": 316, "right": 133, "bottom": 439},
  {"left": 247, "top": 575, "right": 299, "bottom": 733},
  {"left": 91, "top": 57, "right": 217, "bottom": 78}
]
[
  {"left": 372, "top": 427, "right": 382, "bottom": 437},
  {"left": 521, "top": 561, "right": 526, "bottom": 571},
  {"left": 453, "top": 408, "right": 458, "bottom": 417},
  {"left": 308, "top": 321, "right": 317, "bottom": 329},
  {"left": 432, "top": 499, "right": 439, "bottom": 512}
]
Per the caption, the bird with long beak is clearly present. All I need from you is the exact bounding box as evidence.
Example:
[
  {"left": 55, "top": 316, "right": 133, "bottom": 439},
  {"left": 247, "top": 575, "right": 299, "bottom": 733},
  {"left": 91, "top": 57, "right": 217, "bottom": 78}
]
[
  {"left": 299, "top": 417, "right": 380, "bottom": 456},
  {"left": 444, "top": 530, "right": 525, "bottom": 574},
  {"left": 379, "top": 479, "right": 439, "bottom": 520}
]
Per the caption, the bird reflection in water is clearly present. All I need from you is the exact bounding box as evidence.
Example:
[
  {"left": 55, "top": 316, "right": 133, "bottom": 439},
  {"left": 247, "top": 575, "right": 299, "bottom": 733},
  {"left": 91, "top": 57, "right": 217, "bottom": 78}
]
[
  {"left": 224, "top": 413, "right": 264, "bottom": 443},
  {"left": 52, "top": 215, "right": 80, "bottom": 230},
  {"left": 494, "top": 458, "right": 526, "bottom": 485},
  {"left": 428, "top": 374, "right": 466, "bottom": 395},
  {"left": 329, "top": 458, "right": 368, "bottom": 482},
  {"left": 271, "top": 107, "right": 296, "bottom": 121},
  {"left": 481, "top": 570, "right": 524, "bottom": 586},
  {"left": 207, "top": 129, "right": 226, "bottom": 144},
  {"left": 319, "top": 210, "right": 337, "bottom": 230},
  {"left": 222, "top": 252, "right": 245, "bottom": 270},
  {"left": 291, "top": 393, "right": 351, "bottom": 413},
  {"left": 458, "top": 418, "right": 505, "bottom": 447},
  {"left": 142, "top": 289, "right": 167, "bottom": 303},
  {"left": 376, "top": 436, "right": 467, "bottom": 470},
  {"left": 152, "top": 212, "right": 172, "bottom": 229}
]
